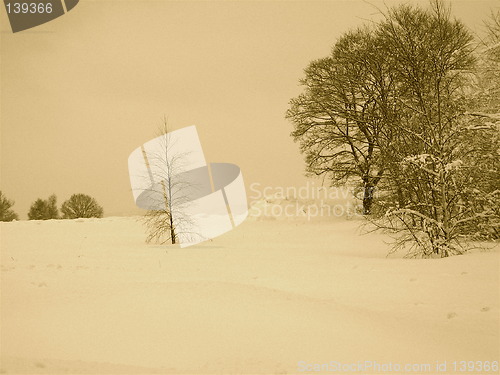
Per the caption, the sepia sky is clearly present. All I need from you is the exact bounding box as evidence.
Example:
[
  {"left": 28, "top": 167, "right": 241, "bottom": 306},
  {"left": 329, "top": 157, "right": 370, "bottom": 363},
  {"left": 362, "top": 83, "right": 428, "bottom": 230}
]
[{"left": 1, "top": 0, "right": 497, "bottom": 218}]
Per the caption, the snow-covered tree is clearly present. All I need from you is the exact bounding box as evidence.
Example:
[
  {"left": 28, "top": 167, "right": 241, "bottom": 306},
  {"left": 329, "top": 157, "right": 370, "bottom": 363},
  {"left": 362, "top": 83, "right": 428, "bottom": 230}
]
[
  {"left": 372, "top": 1, "right": 497, "bottom": 257},
  {"left": 287, "top": 1, "right": 498, "bottom": 256},
  {"left": 456, "top": 10, "right": 500, "bottom": 240}
]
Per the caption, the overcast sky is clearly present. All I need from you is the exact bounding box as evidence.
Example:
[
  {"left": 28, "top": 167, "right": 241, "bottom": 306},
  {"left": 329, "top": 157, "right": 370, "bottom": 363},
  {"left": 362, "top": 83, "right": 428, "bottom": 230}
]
[{"left": 1, "top": 0, "right": 497, "bottom": 218}]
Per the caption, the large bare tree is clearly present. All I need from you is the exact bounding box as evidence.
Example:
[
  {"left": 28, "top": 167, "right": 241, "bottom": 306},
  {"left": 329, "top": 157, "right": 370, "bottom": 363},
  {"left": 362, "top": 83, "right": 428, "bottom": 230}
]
[{"left": 287, "top": 27, "right": 397, "bottom": 214}]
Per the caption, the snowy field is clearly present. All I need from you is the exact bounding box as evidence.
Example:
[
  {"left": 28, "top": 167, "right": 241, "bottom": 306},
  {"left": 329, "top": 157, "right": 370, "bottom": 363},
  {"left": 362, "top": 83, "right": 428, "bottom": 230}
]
[{"left": 1, "top": 208, "right": 499, "bottom": 374}]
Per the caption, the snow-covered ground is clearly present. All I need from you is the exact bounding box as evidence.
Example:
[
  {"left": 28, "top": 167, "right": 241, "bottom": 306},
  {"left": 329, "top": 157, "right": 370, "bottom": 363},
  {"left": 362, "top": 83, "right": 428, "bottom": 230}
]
[{"left": 1, "top": 209, "right": 499, "bottom": 374}]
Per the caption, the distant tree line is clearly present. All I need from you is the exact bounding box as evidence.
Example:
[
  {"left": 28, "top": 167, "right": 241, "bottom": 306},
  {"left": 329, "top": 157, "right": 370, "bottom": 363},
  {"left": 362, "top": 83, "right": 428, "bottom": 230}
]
[
  {"left": 0, "top": 191, "right": 104, "bottom": 221},
  {"left": 287, "top": 1, "right": 499, "bottom": 257}
]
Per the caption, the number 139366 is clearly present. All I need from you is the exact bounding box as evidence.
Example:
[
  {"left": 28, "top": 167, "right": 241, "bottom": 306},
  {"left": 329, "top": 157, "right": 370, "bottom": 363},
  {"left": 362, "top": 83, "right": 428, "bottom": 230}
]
[{"left": 6, "top": 2, "right": 53, "bottom": 14}]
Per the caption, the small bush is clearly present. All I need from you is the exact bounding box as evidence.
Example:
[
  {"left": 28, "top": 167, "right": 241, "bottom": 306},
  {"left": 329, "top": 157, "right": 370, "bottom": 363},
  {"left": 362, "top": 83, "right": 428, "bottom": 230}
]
[
  {"left": 28, "top": 194, "right": 59, "bottom": 220},
  {"left": 0, "top": 191, "right": 19, "bottom": 221},
  {"left": 61, "top": 194, "right": 103, "bottom": 219}
]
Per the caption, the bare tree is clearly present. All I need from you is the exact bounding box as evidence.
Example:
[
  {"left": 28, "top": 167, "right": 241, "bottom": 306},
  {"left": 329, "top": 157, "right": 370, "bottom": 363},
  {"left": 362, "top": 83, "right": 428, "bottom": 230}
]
[
  {"left": 287, "top": 27, "right": 398, "bottom": 214},
  {"left": 138, "top": 119, "right": 203, "bottom": 245}
]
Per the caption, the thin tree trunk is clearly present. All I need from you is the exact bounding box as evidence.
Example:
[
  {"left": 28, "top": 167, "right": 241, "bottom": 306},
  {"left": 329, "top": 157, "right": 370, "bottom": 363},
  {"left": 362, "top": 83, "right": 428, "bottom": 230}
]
[
  {"left": 363, "top": 182, "right": 375, "bottom": 215},
  {"left": 170, "top": 215, "right": 176, "bottom": 244},
  {"left": 161, "top": 180, "right": 176, "bottom": 244}
]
